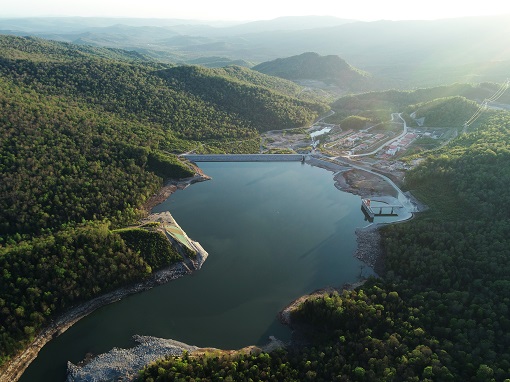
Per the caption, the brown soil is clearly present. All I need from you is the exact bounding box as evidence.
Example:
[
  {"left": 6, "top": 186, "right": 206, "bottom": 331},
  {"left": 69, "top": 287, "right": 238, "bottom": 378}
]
[{"left": 334, "top": 169, "right": 397, "bottom": 198}]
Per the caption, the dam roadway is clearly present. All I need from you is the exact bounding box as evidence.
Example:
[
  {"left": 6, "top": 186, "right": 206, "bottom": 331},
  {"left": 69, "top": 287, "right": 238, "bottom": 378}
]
[{"left": 183, "top": 154, "right": 305, "bottom": 162}]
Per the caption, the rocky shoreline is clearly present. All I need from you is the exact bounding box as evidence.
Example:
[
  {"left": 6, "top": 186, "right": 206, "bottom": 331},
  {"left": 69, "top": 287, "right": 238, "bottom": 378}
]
[
  {"left": 66, "top": 335, "right": 288, "bottom": 382},
  {"left": 142, "top": 173, "right": 211, "bottom": 214},
  {"left": 353, "top": 224, "right": 382, "bottom": 269},
  {"left": 67, "top": 336, "right": 198, "bottom": 382}
]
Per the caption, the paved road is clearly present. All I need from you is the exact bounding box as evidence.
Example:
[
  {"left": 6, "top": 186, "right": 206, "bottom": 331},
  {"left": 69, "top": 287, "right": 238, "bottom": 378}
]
[{"left": 322, "top": 154, "right": 417, "bottom": 212}]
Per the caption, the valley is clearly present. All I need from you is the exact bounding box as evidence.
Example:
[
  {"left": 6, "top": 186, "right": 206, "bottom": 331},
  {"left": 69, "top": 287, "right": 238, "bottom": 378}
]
[{"left": 2, "top": 12, "right": 510, "bottom": 381}]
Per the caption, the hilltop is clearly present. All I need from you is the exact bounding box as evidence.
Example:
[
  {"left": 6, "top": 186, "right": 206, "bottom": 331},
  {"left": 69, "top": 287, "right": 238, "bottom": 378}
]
[{"left": 253, "top": 52, "right": 372, "bottom": 91}]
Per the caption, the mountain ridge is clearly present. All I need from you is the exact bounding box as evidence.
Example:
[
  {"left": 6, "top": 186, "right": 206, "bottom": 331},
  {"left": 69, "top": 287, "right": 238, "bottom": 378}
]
[{"left": 253, "top": 52, "right": 372, "bottom": 91}]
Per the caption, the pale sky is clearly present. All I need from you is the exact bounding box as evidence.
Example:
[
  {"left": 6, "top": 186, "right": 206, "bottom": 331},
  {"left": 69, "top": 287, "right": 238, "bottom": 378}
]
[{"left": 2, "top": 0, "right": 510, "bottom": 21}]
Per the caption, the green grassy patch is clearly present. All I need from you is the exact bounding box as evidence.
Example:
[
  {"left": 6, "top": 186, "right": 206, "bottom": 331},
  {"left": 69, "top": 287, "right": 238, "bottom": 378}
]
[{"left": 116, "top": 228, "right": 183, "bottom": 269}]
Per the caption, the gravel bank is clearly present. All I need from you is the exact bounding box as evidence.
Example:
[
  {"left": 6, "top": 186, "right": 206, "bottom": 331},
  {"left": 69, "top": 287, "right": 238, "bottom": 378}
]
[
  {"left": 66, "top": 336, "right": 197, "bottom": 382},
  {"left": 66, "top": 335, "right": 288, "bottom": 382}
]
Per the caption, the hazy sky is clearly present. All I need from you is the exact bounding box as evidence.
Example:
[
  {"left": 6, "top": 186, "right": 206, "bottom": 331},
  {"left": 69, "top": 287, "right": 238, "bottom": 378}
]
[{"left": 3, "top": 0, "right": 510, "bottom": 21}]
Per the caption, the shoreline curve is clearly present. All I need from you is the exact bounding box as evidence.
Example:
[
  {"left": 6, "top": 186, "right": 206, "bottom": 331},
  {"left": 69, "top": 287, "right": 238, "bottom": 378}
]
[{"left": 64, "top": 158, "right": 419, "bottom": 381}]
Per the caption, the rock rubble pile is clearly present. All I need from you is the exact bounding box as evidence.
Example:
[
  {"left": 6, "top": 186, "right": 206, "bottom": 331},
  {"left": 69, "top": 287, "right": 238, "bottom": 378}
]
[
  {"left": 353, "top": 226, "right": 382, "bottom": 268},
  {"left": 67, "top": 335, "right": 197, "bottom": 382}
]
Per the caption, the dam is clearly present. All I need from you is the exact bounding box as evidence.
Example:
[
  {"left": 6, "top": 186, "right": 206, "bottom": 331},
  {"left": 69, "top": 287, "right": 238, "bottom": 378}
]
[{"left": 183, "top": 154, "right": 305, "bottom": 162}]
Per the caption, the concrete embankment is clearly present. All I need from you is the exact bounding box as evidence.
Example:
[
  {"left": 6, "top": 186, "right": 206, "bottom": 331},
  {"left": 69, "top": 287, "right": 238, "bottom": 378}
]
[
  {"left": 183, "top": 154, "right": 305, "bottom": 162},
  {"left": 141, "top": 211, "right": 209, "bottom": 270}
]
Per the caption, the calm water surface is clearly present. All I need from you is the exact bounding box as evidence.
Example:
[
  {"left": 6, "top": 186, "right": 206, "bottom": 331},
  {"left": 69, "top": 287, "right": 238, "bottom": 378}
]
[{"left": 21, "top": 161, "right": 402, "bottom": 382}]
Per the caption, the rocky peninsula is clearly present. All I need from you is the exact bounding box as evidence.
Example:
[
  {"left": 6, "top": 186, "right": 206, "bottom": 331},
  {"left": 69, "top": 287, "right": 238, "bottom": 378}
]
[{"left": 66, "top": 336, "right": 198, "bottom": 382}]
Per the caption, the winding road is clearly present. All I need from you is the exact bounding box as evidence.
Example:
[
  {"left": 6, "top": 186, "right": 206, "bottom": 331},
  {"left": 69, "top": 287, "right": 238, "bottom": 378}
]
[
  {"left": 348, "top": 113, "right": 408, "bottom": 158},
  {"left": 330, "top": 155, "right": 417, "bottom": 212}
]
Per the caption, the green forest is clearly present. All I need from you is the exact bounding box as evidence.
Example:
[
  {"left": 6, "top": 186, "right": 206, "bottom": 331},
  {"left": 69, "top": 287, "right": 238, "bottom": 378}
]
[
  {"left": 328, "top": 83, "right": 510, "bottom": 127},
  {"left": 3, "top": 31, "right": 510, "bottom": 382},
  {"left": 139, "top": 112, "right": 510, "bottom": 380},
  {"left": 0, "top": 35, "right": 327, "bottom": 368},
  {"left": 405, "top": 96, "right": 479, "bottom": 128}
]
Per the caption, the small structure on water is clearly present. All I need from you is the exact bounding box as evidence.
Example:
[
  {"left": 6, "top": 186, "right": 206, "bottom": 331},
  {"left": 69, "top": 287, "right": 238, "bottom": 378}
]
[{"left": 361, "top": 198, "right": 400, "bottom": 222}]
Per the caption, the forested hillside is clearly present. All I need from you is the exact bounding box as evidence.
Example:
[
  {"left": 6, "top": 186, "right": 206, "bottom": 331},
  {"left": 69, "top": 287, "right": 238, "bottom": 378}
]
[
  {"left": 380, "top": 113, "right": 510, "bottom": 379},
  {"left": 0, "top": 77, "right": 184, "bottom": 239},
  {"left": 3, "top": 15, "right": 510, "bottom": 88},
  {"left": 406, "top": 96, "right": 479, "bottom": 127},
  {"left": 6, "top": 31, "right": 510, "bottom": 381},
  {"left": 253, "top": 52, "right": 371, "bottom": 90},
  {"left": 0, "top": 36, "right": 326, "bottom": 141},
  {"left": 212, "top": 65, "right": 305, "bottom": 97},
  {"left": 0, "top": 33, "right": 152, "bottom": 63},
  {"left": 140, "top": 112, "right": 510, "bottom": 380},
  {"left": 0, "top": 35, "right": 327, "bottom": 369},
  {"left": 329, "top": 83, "right": 509, "bottom": 125},
  {"left": 156, "top": 65, "right": 327, "bottom": 132}
]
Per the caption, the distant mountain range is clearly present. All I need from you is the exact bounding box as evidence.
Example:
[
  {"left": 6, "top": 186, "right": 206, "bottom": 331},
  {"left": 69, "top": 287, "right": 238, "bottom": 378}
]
[{"left": 1, "top": 15, "right": 510, "bottom": 88}]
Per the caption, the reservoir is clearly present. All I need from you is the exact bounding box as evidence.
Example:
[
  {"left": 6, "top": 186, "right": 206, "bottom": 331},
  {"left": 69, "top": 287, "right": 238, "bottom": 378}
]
[{"left": 20, "top": 161, "right": 405, "bottom": 382}]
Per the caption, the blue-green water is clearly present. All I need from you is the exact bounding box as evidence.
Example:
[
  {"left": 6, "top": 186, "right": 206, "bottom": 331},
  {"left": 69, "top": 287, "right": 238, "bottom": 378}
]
[{"left": 20, "top": 161, "right": 402, "bottom": 382}]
